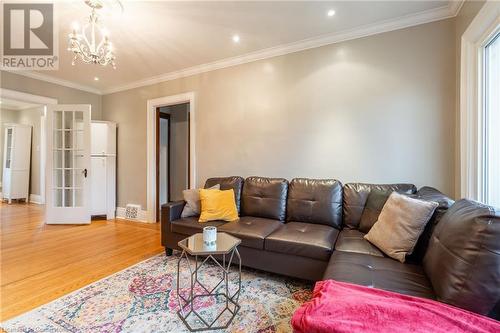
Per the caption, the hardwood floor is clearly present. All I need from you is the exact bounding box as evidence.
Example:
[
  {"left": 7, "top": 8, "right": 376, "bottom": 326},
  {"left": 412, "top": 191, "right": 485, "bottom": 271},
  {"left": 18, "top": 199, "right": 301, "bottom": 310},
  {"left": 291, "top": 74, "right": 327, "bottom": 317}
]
[{"left": 0, "top": 202, "right": 163, "bottom": 321}]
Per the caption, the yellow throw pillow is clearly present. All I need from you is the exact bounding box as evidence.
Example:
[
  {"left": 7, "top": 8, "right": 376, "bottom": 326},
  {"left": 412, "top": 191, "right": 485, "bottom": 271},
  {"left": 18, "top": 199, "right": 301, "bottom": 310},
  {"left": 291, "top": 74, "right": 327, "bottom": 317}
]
[{"left": 199, "top": 189, "right": 239, "bottom": 222}]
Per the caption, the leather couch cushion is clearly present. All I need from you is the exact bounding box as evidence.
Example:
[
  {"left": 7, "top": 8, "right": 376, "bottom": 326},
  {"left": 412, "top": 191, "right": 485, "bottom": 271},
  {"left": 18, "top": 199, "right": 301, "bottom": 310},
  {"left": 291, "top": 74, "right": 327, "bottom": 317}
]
[
  {"left": 358, "top": 189, "right": 391, "bottom": 233},
  {"left": 335, "top": 229, "right": 384, "bottom": 257},
  {"left": 324, "top": 251, "right": 435, "bottom": 299},
  {"left": 241, "top": 177, "right": 288, "bottom": 221},
  {"left": 286, "top": 178, "right": 343, "bottom": 228},
  {"left": 205, "top": 176, "right": 244, "bottom": 213},
  {"left": 405, "top": 187, "right": 454, "bottom": 263},
  {"left": 423, "top": 199, "right": 500, "bottom": 316},
  {"left": 343, "top": 183, "right": 417, "bottom": 229},
  {"left": 218, "top": 216, "right": 282, "bottom": 250},
  {"left": 265, "top": 222, "right": 339, "bottom": 261},
  {"left": 171, "top": 217, "right": 226, "bottom": 235}
]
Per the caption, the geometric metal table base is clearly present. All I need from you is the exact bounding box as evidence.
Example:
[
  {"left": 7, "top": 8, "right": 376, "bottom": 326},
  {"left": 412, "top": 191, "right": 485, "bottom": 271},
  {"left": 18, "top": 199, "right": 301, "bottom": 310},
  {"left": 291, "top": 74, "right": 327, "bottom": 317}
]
[{"left": 177, "top": 245, "right": 241, "bottom": 331}]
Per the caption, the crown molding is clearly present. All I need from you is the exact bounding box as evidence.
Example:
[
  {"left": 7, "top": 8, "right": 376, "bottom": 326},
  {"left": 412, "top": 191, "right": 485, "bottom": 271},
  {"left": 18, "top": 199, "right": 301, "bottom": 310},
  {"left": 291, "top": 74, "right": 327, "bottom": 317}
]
[
  {"left": 4, "top": 70, "right": 102, "bottom": 95},
  {"left": 0, "top": 88, "right": 58, "bottom": 105},
  {"left": 448, "top": 0, "right": 465, "bottom": 17},
  {"left": 103, "top": 4, "right": 458, "bottom": 94},
  {"left": 5, "top": 2, "right": 463, "bottom": 96}
]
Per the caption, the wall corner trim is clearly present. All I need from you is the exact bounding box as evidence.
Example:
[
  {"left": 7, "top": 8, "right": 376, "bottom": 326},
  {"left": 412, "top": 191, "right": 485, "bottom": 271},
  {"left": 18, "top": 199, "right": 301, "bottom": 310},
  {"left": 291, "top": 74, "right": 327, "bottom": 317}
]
[
  {"left": 449, "top": 0, "right": 465, "bottom": 17},
  {"left": 29, "top": 194, "right": 43, "bottom": 204}
]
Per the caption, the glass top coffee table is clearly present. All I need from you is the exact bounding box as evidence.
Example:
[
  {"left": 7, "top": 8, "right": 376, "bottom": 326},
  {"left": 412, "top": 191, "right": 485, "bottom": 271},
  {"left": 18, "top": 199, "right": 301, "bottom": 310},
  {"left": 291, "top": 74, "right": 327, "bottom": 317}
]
[{"left": 177, "top": 232, "right": 242, "bottom": 332}]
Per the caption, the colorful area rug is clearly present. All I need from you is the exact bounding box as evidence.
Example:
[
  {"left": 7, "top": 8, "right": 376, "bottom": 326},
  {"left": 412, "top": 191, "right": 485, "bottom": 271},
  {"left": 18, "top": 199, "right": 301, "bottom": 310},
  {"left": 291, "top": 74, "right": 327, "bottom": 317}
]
[{"left": 1, "top": 253, "right": 312, "bottom": 332}]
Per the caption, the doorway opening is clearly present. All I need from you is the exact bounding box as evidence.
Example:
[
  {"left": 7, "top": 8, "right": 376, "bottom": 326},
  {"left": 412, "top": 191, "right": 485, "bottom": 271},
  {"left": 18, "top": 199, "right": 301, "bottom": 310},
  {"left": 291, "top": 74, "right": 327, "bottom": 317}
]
[
  {"left": 0, "top": 89, "right": 57, "bottom": 207},
  {"left": 155, "top": 102, "right": 190, "bottom": 222}
]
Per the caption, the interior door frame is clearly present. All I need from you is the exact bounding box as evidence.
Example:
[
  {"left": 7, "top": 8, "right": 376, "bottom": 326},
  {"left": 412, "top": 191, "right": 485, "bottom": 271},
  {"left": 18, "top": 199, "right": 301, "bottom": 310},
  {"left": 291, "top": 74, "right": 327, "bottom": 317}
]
[
  {"left": 0, "top": 88, "right": 58, "bottom": 205},
  {"left": 156, "top": 109, "right": 171, "bottom": 222},
  {"left": 146, "top": 92, "right": 196, "bottom": 223}
]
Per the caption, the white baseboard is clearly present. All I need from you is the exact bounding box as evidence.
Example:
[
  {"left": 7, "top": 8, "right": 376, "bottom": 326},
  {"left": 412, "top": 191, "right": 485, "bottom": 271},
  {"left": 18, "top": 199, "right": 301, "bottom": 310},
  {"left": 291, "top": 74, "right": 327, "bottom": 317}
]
[
  {"left": 0, "top": 193, "right": 42, "bottom": 204},
  {"left": 115, "top": 207, "right": 152, "bottom": 223},
  {"left": 29, "top": 194, "right": 43, "bottom": 204}
]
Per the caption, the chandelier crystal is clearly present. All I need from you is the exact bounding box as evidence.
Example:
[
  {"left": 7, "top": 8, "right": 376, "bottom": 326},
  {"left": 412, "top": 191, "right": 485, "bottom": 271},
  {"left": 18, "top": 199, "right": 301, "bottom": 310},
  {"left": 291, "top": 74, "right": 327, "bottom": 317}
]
[{"left": 68, "top": 0, "right": 121, "bottom": 69}]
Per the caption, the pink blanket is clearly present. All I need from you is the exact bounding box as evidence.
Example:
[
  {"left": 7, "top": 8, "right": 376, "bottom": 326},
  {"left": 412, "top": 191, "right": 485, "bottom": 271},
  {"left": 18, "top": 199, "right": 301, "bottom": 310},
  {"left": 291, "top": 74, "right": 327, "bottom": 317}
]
[{"left": 292, "top": 280, "right": 500, "bottom": 333}]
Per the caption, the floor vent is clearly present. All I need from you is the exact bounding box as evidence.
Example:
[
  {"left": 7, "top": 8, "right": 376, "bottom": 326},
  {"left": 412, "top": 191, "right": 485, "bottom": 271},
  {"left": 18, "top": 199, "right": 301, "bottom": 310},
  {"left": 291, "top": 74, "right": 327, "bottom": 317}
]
[{"left": 125, "top": 204, "right": 141, "bottom": 220}]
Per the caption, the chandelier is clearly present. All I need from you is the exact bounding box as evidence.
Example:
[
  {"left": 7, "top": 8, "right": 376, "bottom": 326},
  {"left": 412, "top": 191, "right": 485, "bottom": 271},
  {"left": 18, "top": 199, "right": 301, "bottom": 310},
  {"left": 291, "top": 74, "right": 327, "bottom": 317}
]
[{"left": 68, "top": 0, "right": 122, "bottom": 69}]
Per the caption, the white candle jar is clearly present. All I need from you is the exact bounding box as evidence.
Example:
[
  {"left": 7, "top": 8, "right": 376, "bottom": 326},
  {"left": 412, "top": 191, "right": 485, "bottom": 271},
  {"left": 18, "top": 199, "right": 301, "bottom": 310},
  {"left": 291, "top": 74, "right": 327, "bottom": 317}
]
[{"left": 203, "top": 226, "right": 217, "bottom": 245}]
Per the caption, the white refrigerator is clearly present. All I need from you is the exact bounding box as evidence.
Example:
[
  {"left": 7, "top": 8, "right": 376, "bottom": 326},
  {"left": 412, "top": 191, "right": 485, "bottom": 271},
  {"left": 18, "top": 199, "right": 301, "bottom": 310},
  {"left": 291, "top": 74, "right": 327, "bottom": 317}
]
[{"left": 91, "top": 121, "right": 116, "bottom": 219}]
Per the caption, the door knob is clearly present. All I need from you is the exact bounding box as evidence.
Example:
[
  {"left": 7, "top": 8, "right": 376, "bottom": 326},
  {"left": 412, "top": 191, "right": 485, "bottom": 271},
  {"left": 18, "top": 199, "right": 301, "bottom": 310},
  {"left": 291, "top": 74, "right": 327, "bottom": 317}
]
[{"left": 83, "top": 169, "right": 88, "bottom": 178}]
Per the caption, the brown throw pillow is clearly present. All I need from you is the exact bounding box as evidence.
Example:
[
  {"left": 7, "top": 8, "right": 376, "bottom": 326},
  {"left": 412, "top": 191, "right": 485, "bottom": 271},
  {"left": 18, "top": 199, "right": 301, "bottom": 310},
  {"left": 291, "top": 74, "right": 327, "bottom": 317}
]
[
  {"left": 364, "top": 192, "right": 438, "bottom": 263},
  {"left": 359, "top": 189, "right": 392, "bottom": 233}
]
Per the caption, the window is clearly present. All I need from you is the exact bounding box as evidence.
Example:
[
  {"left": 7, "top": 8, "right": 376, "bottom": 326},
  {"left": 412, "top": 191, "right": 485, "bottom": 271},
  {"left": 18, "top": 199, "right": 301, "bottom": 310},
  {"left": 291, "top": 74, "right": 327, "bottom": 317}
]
[
  {"left": 460, "top": 1, "right": 500, "bottom": 204},
  {"left": 483, "top": 31, "right": 500, "bottom": 207}
]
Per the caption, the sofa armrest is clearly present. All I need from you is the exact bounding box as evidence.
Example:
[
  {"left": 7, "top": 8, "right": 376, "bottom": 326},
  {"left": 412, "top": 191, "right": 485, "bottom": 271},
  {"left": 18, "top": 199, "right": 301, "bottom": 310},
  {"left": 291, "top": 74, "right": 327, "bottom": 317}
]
[
  {"left": 161, "top": 201, "right": 185, "bottom": 245},
  {"left": 415, "top": 186, "right": 454, "bottom": 208}
]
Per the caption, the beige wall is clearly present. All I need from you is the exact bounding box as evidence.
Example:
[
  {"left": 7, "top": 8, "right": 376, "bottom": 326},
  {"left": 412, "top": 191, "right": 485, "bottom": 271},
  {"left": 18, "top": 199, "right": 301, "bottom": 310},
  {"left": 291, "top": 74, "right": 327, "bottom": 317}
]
[
  {"left": 103, "top": 19, "right": 456, "bottom": 209},
  {"left": 0, "top": 71, "right": 102, "bottom": 119},
  {"left": 453, "top": 0, "right": 485, "bottom": 198}
]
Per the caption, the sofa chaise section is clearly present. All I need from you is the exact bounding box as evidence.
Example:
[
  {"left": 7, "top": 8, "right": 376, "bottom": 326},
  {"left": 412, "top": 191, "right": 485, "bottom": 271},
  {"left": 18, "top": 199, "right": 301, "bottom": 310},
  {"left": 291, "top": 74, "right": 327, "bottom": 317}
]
[{"left": 323, "top": 251, "right": 435, "bottom": 299}]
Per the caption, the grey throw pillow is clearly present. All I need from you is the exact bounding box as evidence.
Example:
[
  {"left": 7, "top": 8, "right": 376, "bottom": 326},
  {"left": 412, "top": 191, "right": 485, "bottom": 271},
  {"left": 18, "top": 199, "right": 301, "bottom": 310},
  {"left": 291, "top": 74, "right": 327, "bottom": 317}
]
[
  {"left": 364, "top": 192, "right": 438, "bottom": 263},
  {"left": 181, "top": 184, "right": 220, "bottom": 218}
]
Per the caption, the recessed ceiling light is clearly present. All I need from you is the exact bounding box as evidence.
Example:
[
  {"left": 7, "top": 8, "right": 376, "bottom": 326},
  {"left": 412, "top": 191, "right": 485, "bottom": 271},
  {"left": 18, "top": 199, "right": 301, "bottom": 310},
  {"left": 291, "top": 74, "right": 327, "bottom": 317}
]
[
  {"left": 232, "top": 35, "right": 240, "bottom": 43},
  {"left": 94, "top": 77, "right": 99, "bottom": 81},
  {"left": 327, "top": 9, "right": 336, "bottom": 17}
]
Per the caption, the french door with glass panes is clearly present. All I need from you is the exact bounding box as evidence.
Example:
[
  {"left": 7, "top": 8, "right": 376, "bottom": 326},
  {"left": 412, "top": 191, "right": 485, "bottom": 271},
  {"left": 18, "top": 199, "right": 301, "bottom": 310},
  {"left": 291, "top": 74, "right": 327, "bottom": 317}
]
[{"left": 46, "top": 105, "right": 91, "bottom": 224}]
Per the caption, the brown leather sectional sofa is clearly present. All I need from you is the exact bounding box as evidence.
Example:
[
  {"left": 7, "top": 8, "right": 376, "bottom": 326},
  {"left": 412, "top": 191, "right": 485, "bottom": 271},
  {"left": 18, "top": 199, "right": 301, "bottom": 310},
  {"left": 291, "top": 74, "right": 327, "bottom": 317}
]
[{"left": 161, "top": 176, "right": 500, "bottom": 319}]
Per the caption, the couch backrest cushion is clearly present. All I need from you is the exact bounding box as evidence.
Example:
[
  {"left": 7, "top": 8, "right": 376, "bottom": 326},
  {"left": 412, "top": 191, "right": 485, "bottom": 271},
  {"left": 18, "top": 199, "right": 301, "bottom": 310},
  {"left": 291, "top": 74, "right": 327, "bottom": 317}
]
[
  {"left": 405, "top": 186, "right": 454, "bottom": 263},
  {"left": 286, "top": 178, "right": 343, "bottom": 228},
  {"left": 342, "top": 183, "right": 417, "bottom": 229},
  {"left": 204, "top": 176, "right": 244, "bottom": 214},
  {"left": 241, "top": 176, "right": 288, "bottom": 221},
  {"left": 423, "top": 199, "right": 500, "bottom": 316}
]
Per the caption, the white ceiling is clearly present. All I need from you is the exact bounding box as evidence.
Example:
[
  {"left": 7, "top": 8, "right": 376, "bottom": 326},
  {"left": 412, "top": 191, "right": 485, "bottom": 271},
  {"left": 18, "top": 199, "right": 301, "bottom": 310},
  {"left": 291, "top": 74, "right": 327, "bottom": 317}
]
[
  {"left": 0, "top": 98, "right": 40, "bottom": 110},
  {"left": 29, "top": 1, "right": 459, "bottom": 94}
]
